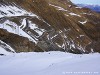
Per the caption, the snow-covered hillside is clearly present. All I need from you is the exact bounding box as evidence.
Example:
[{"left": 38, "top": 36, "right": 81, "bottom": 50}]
[
  {"left": 0, "top": 3, "right": 39, "bottom": 43},
  {"left": 0, "top": 0, "right": 100, "bottom": 53},
  {"left": 0, "top": 4, "right": 36, "bottom": 18},
  {"left": 0, "top": 51, "right": 100, "bottom": 75},
  {"left": 0, "top": 20, "right": 36, "bottom": 43}
]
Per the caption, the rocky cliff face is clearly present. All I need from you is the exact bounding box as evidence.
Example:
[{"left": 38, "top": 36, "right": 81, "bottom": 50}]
[{"left": 0, "top": 0, "right": 100, "bottom": 54}]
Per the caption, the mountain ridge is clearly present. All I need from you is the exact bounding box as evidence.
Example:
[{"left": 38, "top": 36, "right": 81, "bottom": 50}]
[{"left": 0, "top": 0, "right": 100, "bottom": 54}]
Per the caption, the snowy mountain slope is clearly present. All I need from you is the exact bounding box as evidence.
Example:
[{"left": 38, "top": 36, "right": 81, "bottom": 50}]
[
  {"left": 0, "top": 20, "right": 37, "bottom": 43},
  {"left": 0, "top": 51, "right": 100, "bottom": 75},
  {"left": 0, "top": 0, "right": 100, "bottom": 53},
  {"left": 0, "top": 1, "right": 46, "bottom": 53},
  {"left": 0, "top": 3, "right": 36, "bottom": 18},
  {"left": 0, "top": 1, "right": 42, "bottom": 53},
  {"left": 0, "top": 2, "right": 39, "bottom": 43}
]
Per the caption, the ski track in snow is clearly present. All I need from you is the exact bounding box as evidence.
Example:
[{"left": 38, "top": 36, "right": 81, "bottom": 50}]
[{"left": 0, "top": 51, "right": 100, "bottom": 75}]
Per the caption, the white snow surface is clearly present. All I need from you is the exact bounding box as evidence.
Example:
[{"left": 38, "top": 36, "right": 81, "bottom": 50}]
[
  {"left": 75, "top": 7, "right": 82, "bottom": 9},
  {"left": 79, "top": 20, "right": 87, "bottom": 25},
  {"left": 69, "top": 12, "right": 81, "bottom": 17},
  {"left": 0, "top": 51, "right": 100, "bottom": 75},
  {"left": 49, "top": 4, "right": 68, "bottom": 11}
]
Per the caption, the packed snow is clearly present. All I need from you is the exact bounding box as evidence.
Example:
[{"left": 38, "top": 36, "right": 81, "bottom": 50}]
[
  {"left": 49, "top": 4, "right": 68, "bottom": 11},
  {"left": 0, "top": 51, "right": 100, "bottom": 75},
  {"left": 75, "top": 7, "right": 82, "bottom": 9},
  {"left": 68, "top": 5, "right": 72, "bottom": 8},
  {"left": 69, "top": 12, "right": 81, "bottom": 17},
  {"left": 0, "top": 5, "right": 37, "bottom": 18},
  {"left": 79, "top": 20, "right": 87, "bottom": 25}
]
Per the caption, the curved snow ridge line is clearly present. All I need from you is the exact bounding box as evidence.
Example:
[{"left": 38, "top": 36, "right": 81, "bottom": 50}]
[{"left": 0, "top": 5, "right": 38, "bottom": 18}]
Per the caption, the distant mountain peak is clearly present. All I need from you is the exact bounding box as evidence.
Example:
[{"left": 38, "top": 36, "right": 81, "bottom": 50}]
[{"left": 77, "top": 4, "right": 100, "bottom": 13}]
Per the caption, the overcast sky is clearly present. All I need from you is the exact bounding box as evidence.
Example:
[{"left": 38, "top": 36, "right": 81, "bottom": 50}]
[{"left": 70, "top": 0, "right": 100, "bottom": 5}]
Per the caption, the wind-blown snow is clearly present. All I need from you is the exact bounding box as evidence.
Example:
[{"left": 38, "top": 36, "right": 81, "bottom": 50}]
[{"left": 0, "top": 51, "right": 100, "bottom": 75}]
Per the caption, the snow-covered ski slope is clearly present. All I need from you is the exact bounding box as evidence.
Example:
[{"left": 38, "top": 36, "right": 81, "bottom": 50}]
[{"left": 0, "top": 51, "right": 100, "bottom": 75}]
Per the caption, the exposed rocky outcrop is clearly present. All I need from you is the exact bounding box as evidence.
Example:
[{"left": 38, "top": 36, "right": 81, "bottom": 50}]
[{"left": 0, "top": 0, "right": 100, "bottom": 53}]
